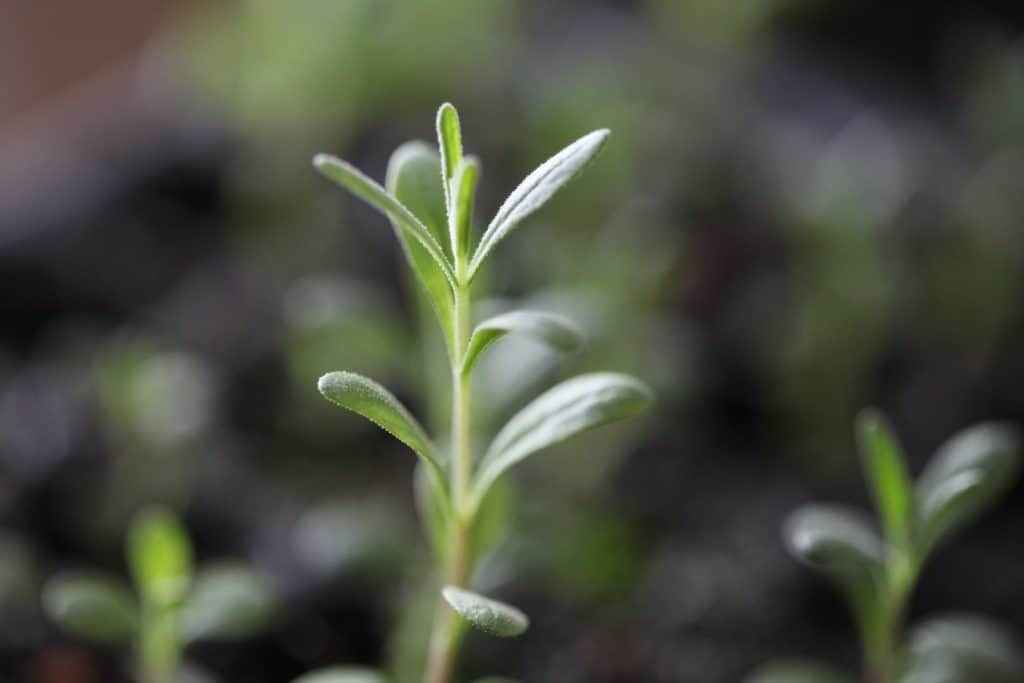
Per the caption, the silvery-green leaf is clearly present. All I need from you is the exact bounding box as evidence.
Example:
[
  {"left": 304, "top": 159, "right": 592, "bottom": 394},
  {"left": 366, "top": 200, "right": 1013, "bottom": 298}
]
[
  {"left": 291, "top": 667, "right": 388, "bottom": 683},
  {"left": 317, "top": 372, "right": 449, "bottom": 511},
  {"left": 127, "top": 506, "right": 193, "bottom": 609},
  {"left": 386, "top": 141, "right": 455, "bottom": 356},
  {"left": 904, "top": 614, "right": 1024, "bottom": 683},
  {"left": 783, "top": 505, "right": 884, "bottom": 574},
  {"left": 462, "top": 310, "right": 583, "bottom": 375},
  {"left": 470, "top": 372, "right": 651, "bottom": 510},
  {"left": 856, "top": 408, "right": 914, "bottom": 550},
  {"left": 314, "top": 154, "right": 454, "bottom": 287},
  {"left": 469, "top": 129, "right": 610, "bottom": 280},
  {"left": 42, "top": 571, "right": 138, "bottom": 643},
  {"left": 436, "top": 102, "right": 463, "bottom": 216},
  {"left": 180, "top": 564, "right": 277, "bottom": 643},
  {"left": 746, "top": 659, "right": 854, "bottom": 683},
  {"left": 470, "top": 476, "right": 515, "bottom": 564},
  {"left": 915, "top": 423, "right": 1019, "bottom": 557},
  {"left": 441, "top": 586, "right": 528, "bottom": 638},
  {"left": 450, "top": 156, "right": 480, "bottom": 264}
]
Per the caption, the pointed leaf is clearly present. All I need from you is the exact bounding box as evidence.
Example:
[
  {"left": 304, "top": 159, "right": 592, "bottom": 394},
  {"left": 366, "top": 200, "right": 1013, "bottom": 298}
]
[
  {"left": 436, "top": 102, "right": 463, "bottom": 216},
  {"left": 317, "top": 372, "right": 449, "bottom": 507},
  {"left": 291, "top": 668, "right": 388, "bottom": 683},
  {"left": 442, "top": 586, "right": 528, "bottom": 638},
  {"left": 180, "top": 564, "right": 277, "bottom": 643},
  {"left": 127, "top": 506, "right": 193, "bottom": 609},
  {"left": 470, "top": 372, "right": 651, "bottom": 510},
  {"left": 42, "top": 571, "right": 138, "bottom": 643},
  {"left": 386, "top": 142, "right": 456, "bottom": 356},
  {"left": 314, "top": 154, "right": 454, "bottom": 287},
  {"left": 856, "top": 408, "right": 914, "bottom": 550},
  {"left": 450, "top": 156, "right": 480, "bottom": 264},
  {"left": 469, "top": 129, "right": 610, "bottom": 280},
  {"left": 462, "top": 310, "right": 584, "bottom": 375},
  {"left": 915, "top": 423, "right": 1019, "bottom": 557}
]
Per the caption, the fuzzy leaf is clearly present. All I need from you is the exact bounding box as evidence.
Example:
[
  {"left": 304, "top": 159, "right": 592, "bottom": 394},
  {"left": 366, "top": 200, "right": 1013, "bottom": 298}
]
[
  {"left": 291, "top": 668, "right": 388, "bottom": 683},
  {"left": 471, "top": 372, "right": 651, "bottom": 510},
  {"left": 386, "top": 142, "right": 456, "bottom": 355},
  {"left": 436, "top": 102, "right": 463, "bottom": 215},
  {"left": 462, "top": 310, "right": 583, "bottom": 375},
  {"left": 317, "top": 372, "right": 449, "bottom": 507},
  {"left": 469, "top": 129, "right": 610, "bottom": 280},
  {"left": 442, "top": 586, "right": 528, "bottom": 637},
  {"left": 180, "top": 564, "right": 277, "bottom": 643},
  {"left": 450, "top": 156, "right": 480, "bottom": 264},
  {"left": 856, "top": 408, "right": 914, "bottom": 550},
  {"left": 314, "top": 154, "right": 454, "bottom": 287},
  {"left": 42, "top": 571, "right": 138, "bottom": 643},
  {"left": 127, "top": 506, "right": 193, "bottom": 609},
  {"left": 915, "top": 423, "right": 1019, "bottom": 557}
]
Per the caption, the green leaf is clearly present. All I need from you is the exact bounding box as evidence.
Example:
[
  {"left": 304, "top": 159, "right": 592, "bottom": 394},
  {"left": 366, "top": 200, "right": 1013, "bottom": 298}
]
[
  {"left": 915, "top": 423, "right": 1019, "bottom": 557},
  {"left": 905, "top": 614, "right": 1024, "bottom": 683},
  {"left": 470, "top": 372, "right": 651, "bottom": 510},
  {"left": 318, "top": 372, "right": 450, "bottom": 510},
  {"left": 291, "top": 668, "right": 388, "bottom": 683},
  {"left": 468, "top": 129, "right": 610, "bottom": 280},
  {"left": 414, "top": 462, "right": 449, "bottom": 562},
  {"left": 462, "top": 310, "right": 584, "bottom": 375},
  {"left": 127, "top": 506, "right": 193, "bottom": 608},
  {"left": 436, "top": 102, "right": 463, "bottom": 216},
  {"left": 470, "top": 476, "right": 515, "bottom": 563},
  {"left": 856, "top": 408, "right": 914, "bottom": 550},
  {"left": 441, "top": 586, "right": 528, "bottom": 638},
  {"left": 746, "top": 659, "right": 854, "bottom": 683},
  {"left": 450, "top": 156, "right": 480, "bottom": 264},
  {"left": 42, "top": 571, "right": 138, "bottom": 643},
  {"left": 314, "top": 154, "right": 455, "bottom": 287},
  {"left": 784, "top": 504, "right": 885, "bottom": 574},
  {"left": 179, "top": 564, "right": 277, "bottom": 643},
  {"left": 386, "top": 142, "right": 456, "bottom": 356}
]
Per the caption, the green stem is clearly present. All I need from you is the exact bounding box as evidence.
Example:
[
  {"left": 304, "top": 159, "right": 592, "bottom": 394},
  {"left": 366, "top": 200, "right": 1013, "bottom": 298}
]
[
  {"left": 139, "top": 603, "right": 178, "bottom": 683},
  {"left": 423, "top": 284, "right": 474, "bottom": 683},
  {"left": 863, "top": 552, "right": 916, "bottom": 683}
]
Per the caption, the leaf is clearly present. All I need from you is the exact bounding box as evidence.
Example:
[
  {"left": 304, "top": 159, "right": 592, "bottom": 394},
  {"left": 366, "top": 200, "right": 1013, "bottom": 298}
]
[
  {"left": 856, "top": 408, "right": 914, "bottom": 550},
  {"left": 915, "top": 423, "right": 1019, "bottom": 557},
  {"left": 783, "top": 504, "right": 885, "bottom": 575},
  {"left": 127, "top": 506, "right": 193, "bottom": 608},
  {"left": 414, "top": 462, "right": 449, "bottom": 562},
  {"left": 450, "top": 156, "right": 480, "bottom": 264},
  {"left": 470, "top": 372, "right": 651, "bottom": 511},
  {"left": 470, "top": 476, "right": 515, "bottom": 564},
  {"left": 386, "top": 142, "right": 456, "bottom": 356},
  {"left": 462, "top": 310, "right": 584, "bottom": 376},
  {"left": 291, "top": 668, "right": 388, "bottom": 683},
  {"left": 746, "top": 659, "right": 854, "bottom": 683},
  {"left": 905, "top": 614, "right": 1024, "bottom": 683},
  {"left": 179, "top": 564, "right": 277, "bottom": 643},
  {"left": 317, "top": 372, "right": 447, "bottom": 490},
  {"left": 469, "top": 129, "right": 610, "bottom": 280},
  {"left": 314, "top": 154, "right": 455, "bottom": 287},
  {"left": 441, "top": 586, "right": 528, "bottom": 638},
  {"left": 42, "top": 571, "right": 138, "bottom": 643},
  {"left": 436, "top": 102, "right": 463, "bottom": 216}
]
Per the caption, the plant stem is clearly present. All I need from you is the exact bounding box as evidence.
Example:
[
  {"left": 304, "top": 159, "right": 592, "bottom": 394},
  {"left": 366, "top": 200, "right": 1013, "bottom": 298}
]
[
  {"left": 139, "top": 604, "right": 177, "bottom": 683},
  {"left": 423, "top": 284, "right": 473, "bottom": 683},
  {"left": 864, "top": 552, "right": 916, "bottom": 683}
]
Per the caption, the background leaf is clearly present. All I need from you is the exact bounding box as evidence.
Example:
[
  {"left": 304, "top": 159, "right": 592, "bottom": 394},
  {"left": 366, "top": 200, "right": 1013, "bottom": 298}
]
[
  {"left": 745, "top": 659, "right": 854, "bottom": 683},
  {"left": 180, "top": 564, "right": 277, "bottom": 643},
  {"left": 127, "top": 506, "right": 193, "bottom": 609},
  {"left": 462, "top": 310, "right": 584, "bottom": 375},
  {"left": 470, "top": 372, "right": 651, "bottom": 510},
  {"left": 291, "top": 667, "right": 388, "bottom": 683},
  {"left": 42, "top": 571, "right": 138, "bottom": 644},
  {"left": 904, "top": 614, "right": 1024, "bottom": 683},
  {"left": 441, "top": 586, "right": 528, "bottom": 637},
  {"left": 856, "top": 408, "right": 914, "bottom": 550}
]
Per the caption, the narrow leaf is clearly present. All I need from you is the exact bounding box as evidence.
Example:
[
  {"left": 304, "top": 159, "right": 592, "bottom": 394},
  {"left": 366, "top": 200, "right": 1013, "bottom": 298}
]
[
  {"left": 915, "top": 423, "right": 1019, "bottom": 557},
  {"left": 314, "top": 154, "right": 454, "bottom": 286},
  {"left": 856, "top": 408, "right": 914, "bottom": 550},
  {"left": 462, "top": 310, "right": 584, "bottom": 375},
  {"left": 469, "top": 129, "right": 610, "bottom": 280},
  {"left": 470, "top": 372, "right": 651, "bottom": 510},
  {"left": 450, "top": 156, "right": 480, "bottom": 264},
  {"left": 180, "top": 564, "right": 277, "bottom": 643},
  {"left": 291, "top": 668, "right": 388, "bottom": 683},
  {"left": 127, "top": 506, "right": 193, "bottom": 609},
  {"left": 42, "top": 571, "right": 138, "bottom": 643},
  {"left": 442, "top": 586, "right": 528, "bottom": 638},
  {"left": 436, "top": 102, "right": 463, "bottom": 215}
]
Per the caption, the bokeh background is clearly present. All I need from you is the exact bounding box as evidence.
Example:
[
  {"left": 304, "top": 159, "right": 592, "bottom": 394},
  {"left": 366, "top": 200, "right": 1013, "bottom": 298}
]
[{"left": 3, "top": 1, "right": 1024, "bottom": 681}]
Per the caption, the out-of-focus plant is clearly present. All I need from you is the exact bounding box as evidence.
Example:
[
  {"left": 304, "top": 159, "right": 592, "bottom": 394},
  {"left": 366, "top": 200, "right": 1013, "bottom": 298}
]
[
  {"left": 42, "top": 507, "right": 276, "bottom": 683},
  {"left": 750, "top": 410, "right": 1022, "bottom": 683},
  {"left": 300, "top": 103, "right": 652, "bottom": 682}
]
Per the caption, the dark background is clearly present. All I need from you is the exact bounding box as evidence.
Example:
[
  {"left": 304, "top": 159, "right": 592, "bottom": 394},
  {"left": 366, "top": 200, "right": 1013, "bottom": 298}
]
[{"left": 3, "top": 1, "right": 1024, "bottom": 681}]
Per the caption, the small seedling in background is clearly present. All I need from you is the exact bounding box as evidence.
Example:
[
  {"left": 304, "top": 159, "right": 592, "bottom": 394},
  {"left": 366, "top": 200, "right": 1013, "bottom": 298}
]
[
  {"left": 750, "top": 409, "right": 1023, "bottom": 683},
  {"left": 304, "top": 103, "right": 652, "bottom": 682},
  {"left": 42, "top": 506, "right": 277, "bottom": 683}
]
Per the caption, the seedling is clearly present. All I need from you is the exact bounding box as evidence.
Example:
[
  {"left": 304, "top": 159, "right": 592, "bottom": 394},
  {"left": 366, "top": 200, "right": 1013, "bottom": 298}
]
[
  {"left": 304, "top": 103, "right": 652, "bottom": 682},
  {"left": 42, "top": 506, "right": 277, "bottom": 683},
  {"left": 751, "top": 409, "right": 1022, "bottom": 683}
]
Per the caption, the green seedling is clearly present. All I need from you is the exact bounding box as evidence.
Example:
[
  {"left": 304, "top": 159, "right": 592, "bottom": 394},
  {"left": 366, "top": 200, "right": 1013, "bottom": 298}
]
[
  {"left": 42, "top": 506, "right": 277, "bottom": 683},
  {"left": 750, "top": 409, "right": 1022, "bottom": 683},
  {"left": 302, "top": 103, "right": 652, "bottom": 683}
]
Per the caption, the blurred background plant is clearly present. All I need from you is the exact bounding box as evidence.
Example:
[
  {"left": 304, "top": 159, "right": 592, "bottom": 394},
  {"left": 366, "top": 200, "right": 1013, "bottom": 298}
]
[{"left": 3, "top": 1, "right": 1024, "bottom": 681}]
